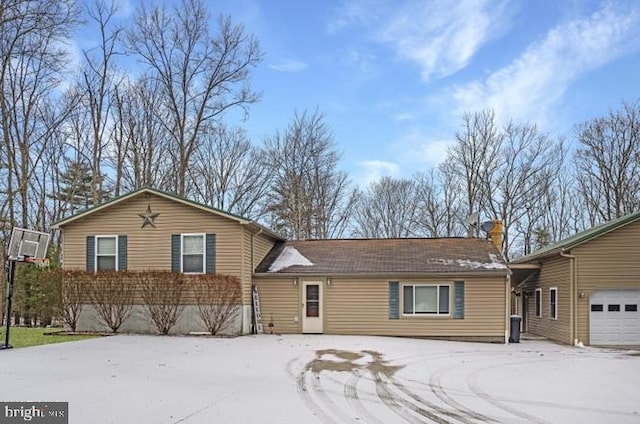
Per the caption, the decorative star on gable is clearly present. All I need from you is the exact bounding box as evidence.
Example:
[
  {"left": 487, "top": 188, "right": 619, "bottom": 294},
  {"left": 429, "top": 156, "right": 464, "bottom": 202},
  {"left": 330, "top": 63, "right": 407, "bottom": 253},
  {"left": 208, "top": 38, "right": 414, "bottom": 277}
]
[{"left": 138, "top": 204, "right": 160, "bottom": 228}]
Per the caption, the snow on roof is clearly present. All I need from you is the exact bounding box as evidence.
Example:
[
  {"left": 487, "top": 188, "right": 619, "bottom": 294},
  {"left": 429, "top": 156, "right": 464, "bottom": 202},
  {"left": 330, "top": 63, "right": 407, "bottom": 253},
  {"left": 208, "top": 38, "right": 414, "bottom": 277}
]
[
  {"left": 268, "top": 246, "right": 314, "bottom": 272},
  {"left": 454, "top": 253, "right": 508, "bottom": 270}
]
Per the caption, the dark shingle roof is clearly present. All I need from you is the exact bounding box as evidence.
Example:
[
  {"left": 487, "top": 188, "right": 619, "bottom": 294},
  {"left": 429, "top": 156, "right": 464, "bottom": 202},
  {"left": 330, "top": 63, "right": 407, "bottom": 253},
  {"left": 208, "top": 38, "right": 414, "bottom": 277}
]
[{"left": 255, "top": 238, "right": 509, "bottom": 275}]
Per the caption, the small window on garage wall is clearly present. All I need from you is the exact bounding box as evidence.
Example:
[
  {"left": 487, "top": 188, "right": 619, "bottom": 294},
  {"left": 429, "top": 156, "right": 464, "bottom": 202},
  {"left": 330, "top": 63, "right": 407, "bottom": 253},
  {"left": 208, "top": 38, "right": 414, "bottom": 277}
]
[
  {"left": 549, "top": 287, "right": 557, "bottom": 320},
  {"left": 535, "top": 289, "right": 542, "bottom": 317}
]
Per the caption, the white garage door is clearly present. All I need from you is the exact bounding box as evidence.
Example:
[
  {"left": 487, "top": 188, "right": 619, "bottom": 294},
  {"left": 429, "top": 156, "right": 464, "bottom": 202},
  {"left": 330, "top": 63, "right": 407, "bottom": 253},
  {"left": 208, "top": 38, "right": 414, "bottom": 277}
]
[{"left": 590, "top": 289, "right": 640, "bottom": 345}]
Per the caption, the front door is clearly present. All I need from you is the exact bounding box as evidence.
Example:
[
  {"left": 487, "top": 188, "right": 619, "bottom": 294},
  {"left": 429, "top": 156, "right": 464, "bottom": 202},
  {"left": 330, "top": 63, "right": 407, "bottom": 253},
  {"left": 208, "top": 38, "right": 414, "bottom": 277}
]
[{"left": 302, "top": 281, "right": 323, "bottom": 333}]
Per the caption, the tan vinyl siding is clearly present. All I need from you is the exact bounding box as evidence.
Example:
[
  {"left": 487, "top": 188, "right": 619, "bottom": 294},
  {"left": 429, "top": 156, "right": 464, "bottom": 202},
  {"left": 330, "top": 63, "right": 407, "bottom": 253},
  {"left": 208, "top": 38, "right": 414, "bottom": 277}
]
[
  {"left": 253, "top": 232, "right": 276, "bottom": 270},
  {"left": 256, "top": 275, "right": 508, "bottom": 339},
  {"left": 322, "top": 277, "right": 506, "bottom": 339},
  {"left": 61, "top": 193, "right": 247, "bottom": 301},
  {"left": 525, "top": 256, "right": 571, "bottom": 344},
  {"left": 572, "top": 219, "right": 640, "bottom": 345},
  {"left": 253, "top": 277, "right": 301, "bottom": 333}
]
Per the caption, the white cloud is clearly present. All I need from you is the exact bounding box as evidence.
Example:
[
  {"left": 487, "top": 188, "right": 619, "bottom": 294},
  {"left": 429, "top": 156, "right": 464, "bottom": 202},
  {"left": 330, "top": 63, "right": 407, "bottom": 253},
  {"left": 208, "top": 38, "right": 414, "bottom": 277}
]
[
  {"left": 393, "top": 128, "right": 453, "bottom": 168},
  {"left": 357, "top": 160, "right": 400, "bottom": 186},
  {"left": 451, "top": 3, "right": 640, "bottom": 125},
  {"left": 378, "top": 0, "right": 510, "bottom": 81},
  {"left": 268, "top": 59, "right": 308, "bottom": 73}
]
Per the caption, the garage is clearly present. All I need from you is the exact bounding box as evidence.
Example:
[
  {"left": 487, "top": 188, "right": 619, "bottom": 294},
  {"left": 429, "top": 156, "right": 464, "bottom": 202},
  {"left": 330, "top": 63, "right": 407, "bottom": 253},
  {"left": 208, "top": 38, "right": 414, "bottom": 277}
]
[{"left": 590, "top": 289, "right": 640, "bottom": 345}]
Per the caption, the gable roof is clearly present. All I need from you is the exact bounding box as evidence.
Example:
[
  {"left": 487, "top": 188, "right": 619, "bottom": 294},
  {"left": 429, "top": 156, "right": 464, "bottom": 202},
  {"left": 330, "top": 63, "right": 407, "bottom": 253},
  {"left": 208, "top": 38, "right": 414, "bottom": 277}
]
[
  {"left": 51, "top": 187, "right": 284, "bottom": 240},
  {"left": 511, "top": 210, "right": 640, "bottom": 264},
  {"left": 255, "top": 238, "right": 509, "bottom": 276}
]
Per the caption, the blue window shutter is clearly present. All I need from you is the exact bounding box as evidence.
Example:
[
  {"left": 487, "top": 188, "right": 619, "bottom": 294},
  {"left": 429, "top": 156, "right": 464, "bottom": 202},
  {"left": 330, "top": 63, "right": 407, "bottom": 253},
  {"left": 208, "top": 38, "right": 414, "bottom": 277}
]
[
  {"left": 454, "top": 281, "right": 465, "bottom": 319},
  {"left": 205, "top": 234, "right": 216, "bottom": 274},
  {"left": 389, "top": 281, "right": 399, "bottom": 319},
  {"left": 86, "top": 236, "right": 95, "bottom": 272},
  {"left": 171, "top": 234, "right": 181, "bottom": 272},
  {"left": 118, "top": 235, "right": 127, "bottom": 271}
]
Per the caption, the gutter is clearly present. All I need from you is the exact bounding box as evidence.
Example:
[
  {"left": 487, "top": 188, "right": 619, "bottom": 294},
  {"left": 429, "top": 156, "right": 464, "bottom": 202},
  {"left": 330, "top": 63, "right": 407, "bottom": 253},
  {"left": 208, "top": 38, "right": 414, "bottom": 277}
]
[{"left": 560, "top": 249, "right": 579, "bottom": 346}]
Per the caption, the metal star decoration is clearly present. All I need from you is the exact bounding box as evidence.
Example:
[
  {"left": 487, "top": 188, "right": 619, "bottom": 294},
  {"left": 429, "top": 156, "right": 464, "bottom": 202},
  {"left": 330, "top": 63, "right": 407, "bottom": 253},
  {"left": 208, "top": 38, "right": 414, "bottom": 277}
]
[{"left": 138, "top": 204, "right": 160, "bottom": 228}]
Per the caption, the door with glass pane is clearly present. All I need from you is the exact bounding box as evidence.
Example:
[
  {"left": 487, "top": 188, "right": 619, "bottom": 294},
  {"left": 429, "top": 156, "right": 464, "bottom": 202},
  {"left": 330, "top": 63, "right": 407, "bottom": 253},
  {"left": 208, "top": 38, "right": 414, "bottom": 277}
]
[{"left": 302, "top": 281, "right": 323, "bottom": 333}]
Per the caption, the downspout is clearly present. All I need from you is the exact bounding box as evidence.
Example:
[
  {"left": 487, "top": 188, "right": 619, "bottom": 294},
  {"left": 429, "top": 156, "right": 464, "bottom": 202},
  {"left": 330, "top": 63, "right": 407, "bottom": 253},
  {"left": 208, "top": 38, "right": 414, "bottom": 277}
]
[
  {"left": 505, "top": 273, "right": 511, "bottom": 344},
  {"left": 560, "top": 250, "right": 578, "bottom": 345}
]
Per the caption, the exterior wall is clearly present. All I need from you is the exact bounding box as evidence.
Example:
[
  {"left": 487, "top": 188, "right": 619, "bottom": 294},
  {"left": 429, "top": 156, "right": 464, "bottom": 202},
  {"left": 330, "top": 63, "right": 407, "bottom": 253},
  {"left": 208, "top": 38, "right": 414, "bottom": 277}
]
[
  {"left": 572, "top": 219, "right": 640, "bottom": 345},
  {"left": 60, "top": 193, "right": 252, "bottom": 330},
  {"left": 76, "top": 304, "right": 242, "bottom": 336},
  {"left": 61, "top": 193, "right": 244, "bottom": 275},
  {"left": 253, "top": 277, "right": 301, "bottom": 334},
  {"left": 525, "top": 256, "right": 571, "bottom": 344},
  {"left": 255, "top": 275, "right": 508, "bottom": 342}
]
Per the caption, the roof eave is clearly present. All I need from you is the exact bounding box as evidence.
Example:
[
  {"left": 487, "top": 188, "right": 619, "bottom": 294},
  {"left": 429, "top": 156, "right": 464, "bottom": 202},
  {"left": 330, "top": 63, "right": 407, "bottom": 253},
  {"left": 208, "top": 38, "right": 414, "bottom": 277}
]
[
  {"left": 52, "top": 187, "right": 254, "bottom": 229},
  {"left": 253, "top": 270, "right": 511, "bottom": 278}
]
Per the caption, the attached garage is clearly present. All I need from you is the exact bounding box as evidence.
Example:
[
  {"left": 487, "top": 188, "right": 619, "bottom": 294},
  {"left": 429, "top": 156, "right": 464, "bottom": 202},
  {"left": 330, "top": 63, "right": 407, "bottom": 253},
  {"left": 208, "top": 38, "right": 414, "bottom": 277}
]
[{"left": 590, "top": 289, "right": 640, "bottom": 345}]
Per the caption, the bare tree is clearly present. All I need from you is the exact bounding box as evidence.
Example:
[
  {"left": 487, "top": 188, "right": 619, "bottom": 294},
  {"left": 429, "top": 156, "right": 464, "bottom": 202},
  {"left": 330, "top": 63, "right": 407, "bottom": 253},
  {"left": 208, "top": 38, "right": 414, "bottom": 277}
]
[
  {"left": 80, "top": 0, "right": 122, "bottom": 203},
  {"left": 574, "top": 101, "right": 640, "bottom": 226},
  {"left": 0, "top": 0, "right": 80, "bottom": 228},
  {"left": 110, "top": 77, "right": 174, "bottom": 192},
  {"left": 266, "top": 109, "right": 355, "bottom": 239},
  {"left": 484, "top": 122, "right": 562, "bottom": 259},
  {"left": 413, "top": 168, "right": 465, "bottom": 237},
  {"left": 125, "top": 0, "right": 262, "bottom": 196},
  {"left": 190, "top": 125, "right": 272, "bottom": 219},
  {"left": 192, "top": 274, "right": 241, "bottom": 335},
  {"left": 138, "top": 271, "right": 186, "bottom": 335},
  {"left": 447, "top": 110, "right": 503, "bottom": 236},
  {"left": 352, "top": 176, "right": 419, "bottom": 238}
]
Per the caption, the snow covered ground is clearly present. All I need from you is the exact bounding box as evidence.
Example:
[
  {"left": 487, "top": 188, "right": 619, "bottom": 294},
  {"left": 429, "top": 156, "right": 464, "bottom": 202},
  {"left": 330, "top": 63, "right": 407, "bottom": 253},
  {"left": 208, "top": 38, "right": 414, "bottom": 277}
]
[{"left": 1, "top": 334, "right": 639, "bottom": 424}]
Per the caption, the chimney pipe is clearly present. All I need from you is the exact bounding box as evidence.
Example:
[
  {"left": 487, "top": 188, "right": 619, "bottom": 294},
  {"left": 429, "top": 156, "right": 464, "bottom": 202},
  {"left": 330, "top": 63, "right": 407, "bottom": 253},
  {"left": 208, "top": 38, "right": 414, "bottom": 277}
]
[{"left": 489, "top": 220, "right": 503, "bottom": 252}]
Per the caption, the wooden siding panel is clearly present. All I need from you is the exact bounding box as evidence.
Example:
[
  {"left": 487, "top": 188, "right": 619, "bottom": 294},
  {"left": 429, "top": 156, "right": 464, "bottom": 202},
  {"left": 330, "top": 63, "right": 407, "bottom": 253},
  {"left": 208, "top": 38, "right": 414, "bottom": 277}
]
[
  {"left": 61, "top": 193, "right": 247, "bottom": 302},
  {"left": 573, "top": 219, "right": 640, "bottom": 344},
  {"left": 323, "top": 277, "right": 506, "bottom": 338},
  {"left": 253, "top": 277, "right": 301, "bottom": 333},
  {"left": 253, "top": 232, "right": 276, "bottom": 270},
  {"left": 525, "top": 256, "right": 571, "bottom": 344}
]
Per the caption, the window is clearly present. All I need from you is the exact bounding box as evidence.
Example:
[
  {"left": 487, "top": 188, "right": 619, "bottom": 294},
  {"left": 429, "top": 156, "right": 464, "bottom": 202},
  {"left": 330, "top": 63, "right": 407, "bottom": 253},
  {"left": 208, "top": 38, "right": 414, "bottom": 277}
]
[
  {"left": 591, "top": 304, "right": 604, "bottom": 312},
  {"left": 96, "top": 235, "right": 117, "bottom": 271},
  {"left": 549, "top": 287, "right": 557, "bottom": 319},
  {"left": 403, "top": 285, "right": 449, "bottom": 315},
  {"left": 535, "top": 289, "right": 542, "bottom": 317},
  {"left": 182, "top": 234, "right": 205, "bottom": 273},
  {"left": 625, "top": 304, "right": 638, "bottom": 312},
  {"left": 608, "top": 304, "right": 621, "bottom": 312}
]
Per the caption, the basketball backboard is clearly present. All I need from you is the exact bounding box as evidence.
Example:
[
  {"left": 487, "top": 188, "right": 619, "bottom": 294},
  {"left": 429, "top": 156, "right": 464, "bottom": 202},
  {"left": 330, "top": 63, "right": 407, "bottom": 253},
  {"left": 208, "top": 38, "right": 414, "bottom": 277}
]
[{"left": 6, "top": 227, "right": 50, "bottom": 261}]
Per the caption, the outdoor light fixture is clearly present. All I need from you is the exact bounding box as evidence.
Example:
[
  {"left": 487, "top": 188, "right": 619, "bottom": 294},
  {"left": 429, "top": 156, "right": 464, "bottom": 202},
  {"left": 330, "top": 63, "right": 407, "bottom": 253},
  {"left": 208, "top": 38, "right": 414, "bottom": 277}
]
[
  {"left": 293, "top": 277, "right": 298, "bottom": 286},
  {"left": 326, "top": 278, "right": 331, "bottom": 287},
  {"left": 579, "top": 291, "right": 585, "bottom": 299}
]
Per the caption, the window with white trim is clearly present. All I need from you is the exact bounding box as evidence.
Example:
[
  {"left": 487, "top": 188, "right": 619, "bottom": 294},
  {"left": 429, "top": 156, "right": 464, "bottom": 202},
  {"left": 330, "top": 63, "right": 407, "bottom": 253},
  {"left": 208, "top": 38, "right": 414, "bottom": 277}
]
[
  {"left": 403, "top": 284, "right": 450, "bottom": 315},
  {"left": 535, "top": 288, "right": 542, "bottom": 317},
  {"left": 96, "top": 235, "right": 117, "bottom": 271},
  {"left": 182, "top": 234, "right": 205, "bottom": 274},
  {"left": 549, "top": 287, "right": 558, "bottom": 319}
]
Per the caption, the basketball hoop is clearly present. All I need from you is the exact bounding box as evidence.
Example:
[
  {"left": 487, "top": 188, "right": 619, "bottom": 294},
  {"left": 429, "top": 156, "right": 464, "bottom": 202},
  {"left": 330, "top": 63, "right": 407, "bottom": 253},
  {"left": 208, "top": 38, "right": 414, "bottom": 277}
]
[{"left": 2, "top": 227, "right": 51, "bottom": 350}]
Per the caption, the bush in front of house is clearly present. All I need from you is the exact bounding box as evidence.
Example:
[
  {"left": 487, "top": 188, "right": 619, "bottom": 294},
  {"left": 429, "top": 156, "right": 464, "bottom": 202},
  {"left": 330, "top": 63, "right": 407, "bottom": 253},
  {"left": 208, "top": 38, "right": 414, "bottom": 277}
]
[
  {"left": 136, "top": 271, "right": 186, "bottom": 335},
  {"left": 88, "top": 271, "right": 135, "bottom": 333},
  {"left": 190, "top": 274, "right": 242, "bottom": 335}
]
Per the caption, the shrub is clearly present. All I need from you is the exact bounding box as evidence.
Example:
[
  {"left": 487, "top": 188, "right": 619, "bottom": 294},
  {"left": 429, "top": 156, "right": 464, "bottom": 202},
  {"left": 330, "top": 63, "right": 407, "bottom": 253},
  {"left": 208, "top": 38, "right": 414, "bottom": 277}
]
[
  {"left": 138, "top": 271, "right": 186, "bottom": 335},
  {"left": 191, "top": 274, "right": 241, "bottom": 335},
  {"left": 88, "top": 271, "right": 134, "bottom": 333}
]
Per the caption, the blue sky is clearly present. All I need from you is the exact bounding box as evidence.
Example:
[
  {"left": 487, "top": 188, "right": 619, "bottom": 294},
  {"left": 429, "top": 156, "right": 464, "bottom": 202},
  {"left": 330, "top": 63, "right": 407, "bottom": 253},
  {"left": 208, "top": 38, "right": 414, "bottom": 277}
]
[{"left": 91, "top": 0, "right": 640, "bottom": 187}]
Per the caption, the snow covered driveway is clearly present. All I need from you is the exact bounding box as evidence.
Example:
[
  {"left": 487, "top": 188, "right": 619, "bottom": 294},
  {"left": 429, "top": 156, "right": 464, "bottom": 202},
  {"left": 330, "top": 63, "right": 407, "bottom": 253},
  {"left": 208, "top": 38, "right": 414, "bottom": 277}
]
[{"left": 1, "top": 335, "right": 639, "bottom": 424}]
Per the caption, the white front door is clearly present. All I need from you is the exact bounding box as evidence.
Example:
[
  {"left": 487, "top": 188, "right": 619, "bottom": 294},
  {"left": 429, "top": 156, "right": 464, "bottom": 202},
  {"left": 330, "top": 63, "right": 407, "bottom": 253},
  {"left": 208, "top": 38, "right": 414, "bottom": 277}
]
[{"left": 302, "top": 281, "right": 323, "bottom": 333}]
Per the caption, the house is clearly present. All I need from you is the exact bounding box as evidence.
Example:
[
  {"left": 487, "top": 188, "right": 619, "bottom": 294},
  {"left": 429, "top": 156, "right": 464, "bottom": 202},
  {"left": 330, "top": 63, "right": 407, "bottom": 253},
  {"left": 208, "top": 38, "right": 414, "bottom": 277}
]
[
  {"left": 53, "top": 187, "right": 512, "bottom": 342},
  {"left": 254, "top": 238, "right": 511, "bottom": 343},
  {"left": 510, "top": 212, "right": 640, "bottom": 346},
  {"left": 52, "top": 187, "right": 282, "bottom": 335}
]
